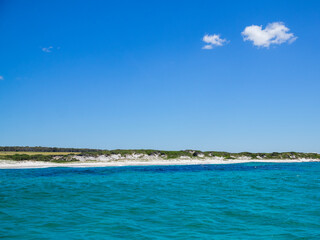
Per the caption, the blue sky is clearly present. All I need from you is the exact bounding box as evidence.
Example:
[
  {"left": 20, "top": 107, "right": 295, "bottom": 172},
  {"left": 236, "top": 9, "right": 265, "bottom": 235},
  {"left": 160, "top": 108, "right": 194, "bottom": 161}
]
[{"left": 0, "top": 0, "right": 319, "bottom": 152}]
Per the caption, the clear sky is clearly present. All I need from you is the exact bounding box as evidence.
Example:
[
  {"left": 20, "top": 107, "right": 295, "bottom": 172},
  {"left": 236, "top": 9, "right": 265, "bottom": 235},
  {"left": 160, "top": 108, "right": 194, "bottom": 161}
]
[{"left": 0, "top": 0, "right": 319, "bottom": 152}]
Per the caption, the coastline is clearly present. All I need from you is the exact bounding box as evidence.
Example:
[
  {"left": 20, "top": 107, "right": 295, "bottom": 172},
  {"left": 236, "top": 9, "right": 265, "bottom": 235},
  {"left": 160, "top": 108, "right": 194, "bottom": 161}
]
[{"left": 0, "top": 158, "right": 319, "bottom": 169}]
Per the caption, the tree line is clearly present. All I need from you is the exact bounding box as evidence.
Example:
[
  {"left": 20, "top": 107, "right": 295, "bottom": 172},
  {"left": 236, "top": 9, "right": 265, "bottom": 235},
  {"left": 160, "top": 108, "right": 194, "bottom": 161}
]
[{"left": 0, "top": 146, "right": 101, "bottom": 152}]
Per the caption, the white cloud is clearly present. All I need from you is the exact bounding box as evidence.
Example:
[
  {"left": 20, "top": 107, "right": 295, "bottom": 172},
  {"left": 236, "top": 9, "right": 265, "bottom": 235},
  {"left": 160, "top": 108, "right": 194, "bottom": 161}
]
[
  {"left": 0, "top": 76, "right": 3, "bottom": 80},
  {"left": 202, "top": 44, "right": 213, "bottom": 50},
  {"left": 202, "top": 34, "right": 227, "bottom": 50},
  {"left": 242, "top": 22, "right": 297, "bottom": 47},
  {"left": 42, "top": 46, "right": 53, "bottom": 52}
]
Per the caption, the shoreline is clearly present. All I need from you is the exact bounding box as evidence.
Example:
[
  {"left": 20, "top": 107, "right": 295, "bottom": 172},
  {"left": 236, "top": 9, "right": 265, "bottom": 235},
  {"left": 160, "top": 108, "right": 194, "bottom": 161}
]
[{"left": 0, "top": 158, "right": 319, "bottom": 169}]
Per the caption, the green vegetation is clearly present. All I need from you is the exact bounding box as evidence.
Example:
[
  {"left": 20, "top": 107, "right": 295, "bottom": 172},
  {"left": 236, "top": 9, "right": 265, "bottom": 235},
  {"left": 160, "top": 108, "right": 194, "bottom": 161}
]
[
  {"left": 0, "top": 151, "right": 76, "bottom": 156},
  {"left": 0, "top": 146, "right": 319, "bottom": 162},
  {"left": 1, "top": 154, "right": 52, "bottom": 161},
  {"left": 0, "top": 154, "right": 79, "bottom": 163},
  {"left": 0, "top": 146, "right": 98, "bottom": 153}
]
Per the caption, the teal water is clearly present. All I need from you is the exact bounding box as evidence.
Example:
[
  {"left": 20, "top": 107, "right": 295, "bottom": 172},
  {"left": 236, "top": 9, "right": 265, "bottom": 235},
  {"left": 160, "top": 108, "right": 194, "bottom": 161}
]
[{"left": 0, "top": 162, "right": 320, "bottom": 239}]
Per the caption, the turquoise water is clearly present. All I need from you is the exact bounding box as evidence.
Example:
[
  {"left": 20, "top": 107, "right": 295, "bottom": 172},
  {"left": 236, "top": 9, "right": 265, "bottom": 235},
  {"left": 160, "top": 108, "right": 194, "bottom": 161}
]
[{"left": 1, "top": 163, "right": 320, "bottom": 239}]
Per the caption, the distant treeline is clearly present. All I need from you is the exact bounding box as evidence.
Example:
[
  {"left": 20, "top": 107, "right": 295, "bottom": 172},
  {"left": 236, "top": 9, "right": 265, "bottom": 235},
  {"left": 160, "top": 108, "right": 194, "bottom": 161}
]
[
  {"left": 0, "top": 146, "right": 101, "bottom": 152},
  {"left": 0, "top": 146, "right": 320, "bottom": 160}
]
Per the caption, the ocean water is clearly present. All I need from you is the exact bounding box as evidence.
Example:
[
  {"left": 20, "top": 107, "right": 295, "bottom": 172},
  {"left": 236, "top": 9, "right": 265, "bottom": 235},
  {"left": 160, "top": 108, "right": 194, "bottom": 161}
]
[{"left": 0, "top": 163, "right": 320, "bottom": 239}]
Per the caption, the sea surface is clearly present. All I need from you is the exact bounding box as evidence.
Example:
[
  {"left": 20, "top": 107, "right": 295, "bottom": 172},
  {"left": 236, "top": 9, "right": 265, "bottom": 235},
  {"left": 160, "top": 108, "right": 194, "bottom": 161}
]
[{"left": 0, "top": 162, "right": 320, "bottom": 239}]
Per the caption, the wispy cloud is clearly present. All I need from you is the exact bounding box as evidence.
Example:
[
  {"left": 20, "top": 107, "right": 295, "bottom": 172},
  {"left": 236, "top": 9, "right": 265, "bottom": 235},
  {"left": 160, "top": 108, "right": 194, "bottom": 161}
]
[
  {"left": 0, "top": 76, "right": 3, "bottom": 80},
  {"left": 202, "top": 44, "right": 213, "bottom": 50},
  {"left": 42, "top": 46, "right": 53, "bottom": 53},
  {"left": 241, "top": 22, "right": 297, "bottom": 48},
  {"left": 202, "top": 34, "right": 227, "bottom": 50}
]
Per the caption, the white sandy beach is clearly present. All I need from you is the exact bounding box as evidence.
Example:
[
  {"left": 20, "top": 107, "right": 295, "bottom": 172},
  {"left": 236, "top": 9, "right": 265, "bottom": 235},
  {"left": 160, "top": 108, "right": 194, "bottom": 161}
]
[{"left": 0, "top": 158, "right": 318, "bottom": 169}]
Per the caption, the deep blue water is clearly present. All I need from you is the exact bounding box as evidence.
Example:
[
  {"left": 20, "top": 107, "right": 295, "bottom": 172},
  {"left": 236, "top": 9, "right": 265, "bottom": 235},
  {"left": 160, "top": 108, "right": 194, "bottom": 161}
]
[{"left": 1, "top": 162, "right": 320, "bottom": 239}]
